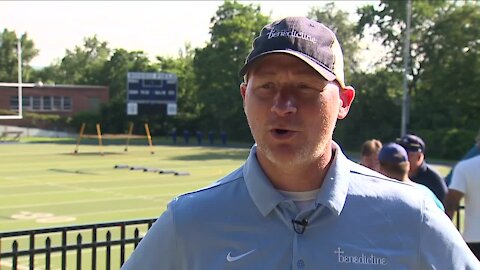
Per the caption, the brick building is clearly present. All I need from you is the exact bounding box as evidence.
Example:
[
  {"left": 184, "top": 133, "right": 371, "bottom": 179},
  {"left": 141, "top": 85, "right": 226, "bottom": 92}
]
[{"left": 0, "top": 82, "right": 109, "bottom": 128}]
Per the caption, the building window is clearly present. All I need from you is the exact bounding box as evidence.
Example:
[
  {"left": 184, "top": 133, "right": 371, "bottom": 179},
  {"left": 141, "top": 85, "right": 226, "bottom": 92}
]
[
  {"left": 9, "top": 96, "right": 19, "bottom": 111},
  {"left": 23, "top": 96, "right": 31, "bottom": 110},
  {"left": 20, "top": 96, "right": 73, "bottom": 112},
  {"left": 63, "top": 97, "right": 72, "bottom": 110},
  {"left": 32, "top": 96, "right": 41, "bottom": 110},
  {"left": 43, "top": 96, "right": 52, "bottom": 110},
  {"left": 53, "top": 96, "right": 62, "bottom": 111}
]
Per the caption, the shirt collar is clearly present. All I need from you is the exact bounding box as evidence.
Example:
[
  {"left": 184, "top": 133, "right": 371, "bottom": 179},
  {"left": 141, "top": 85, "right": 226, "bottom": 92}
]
[
  {"left": 243, "top": 142, "right": 351, "bottom": 217},
  {"left": 243, "top": 145, "right": 284, "bottom": 216},
  {"left": 315, "top": 142, "right": 350, "bottom": 216}
]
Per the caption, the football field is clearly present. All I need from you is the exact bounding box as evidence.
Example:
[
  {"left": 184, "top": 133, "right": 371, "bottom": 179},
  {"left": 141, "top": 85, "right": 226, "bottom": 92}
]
[{"left": 0, "top": 142, "right": 249, "bottom": 233}]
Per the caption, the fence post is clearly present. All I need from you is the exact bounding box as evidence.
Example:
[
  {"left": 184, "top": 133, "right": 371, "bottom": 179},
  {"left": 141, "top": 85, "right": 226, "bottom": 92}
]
[
  {"left": 12, "top": 241, "right": 18, "bottom": 270},
  {"left": 106, "top": 231, "right": 111, "bottom": 270},
  {"left": 29, "top": 232, "right": 34, "bottom": 270},
  {"left": 120, "top": 224, "right": 126, "bottom": 266},
  {"left": 134, "top": 228, "right": 140, "bottom": 249},
  {"left": 62, "top": 229, "right": 67, "bottom": 270},
  {"left": 76, "top": 234, "right": 82, "bottom": 270},
  {"left": 92, "top": 226, "right": 97, "bottom": 270},
  {"left": 45, "top": 237, "right": 51, "bottom": 270}
]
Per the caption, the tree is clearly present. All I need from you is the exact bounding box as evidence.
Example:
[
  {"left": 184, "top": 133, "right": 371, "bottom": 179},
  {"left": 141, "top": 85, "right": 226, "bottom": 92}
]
[
  {"left": 308, "top": 2, "right": 361, "bottom": 80},
  {"left": 193, "top": 0, "right": 270, "bottom": 140},
  {"left": 410, "top": 3, "right": 480, "bottom": 158},
  {"left": 0, "top": 29, "right": 38, "bottom": 82},
  {"left": 97, "top": 49, "right": 155, "bottom": 133},
  {"left": 335, "top": 69, "right": 403, "bottom": 149},
  {"left": 54, "top": 35, "right": 111, "bottom": 85},
  {"left": 357, "top": 0, "right": 448, "bottom": 71},
  {"left": 157, "top": 43, "right": 200, "bottom": 132},
  {"left": 102, "top": 49, "right": 154, "bottom": 102},
  {"left": 357, "top": 1, "right": 480, "bottom": 158}
]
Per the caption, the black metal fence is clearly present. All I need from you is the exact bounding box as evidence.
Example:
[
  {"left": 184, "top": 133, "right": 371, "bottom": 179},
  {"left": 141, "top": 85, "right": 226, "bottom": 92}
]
[{"left": 0, "top": 218, "right": 156, "bottom": 270}]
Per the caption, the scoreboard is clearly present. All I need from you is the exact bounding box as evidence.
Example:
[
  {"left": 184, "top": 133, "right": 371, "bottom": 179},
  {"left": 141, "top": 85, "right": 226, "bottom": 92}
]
[{"left": 126, "top": 72, "right": 177, "bottom": 115}]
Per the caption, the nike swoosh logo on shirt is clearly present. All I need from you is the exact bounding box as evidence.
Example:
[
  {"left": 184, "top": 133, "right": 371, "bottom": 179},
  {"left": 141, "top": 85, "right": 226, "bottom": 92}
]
[{"left": 226, "top": 249, "right": 256, "bottom": 262}]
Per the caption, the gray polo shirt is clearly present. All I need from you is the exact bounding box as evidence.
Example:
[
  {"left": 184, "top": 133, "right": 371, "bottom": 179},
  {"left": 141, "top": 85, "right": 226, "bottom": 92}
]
[{"left": 122, "top": 143, "right": 479, "bottom": 269}]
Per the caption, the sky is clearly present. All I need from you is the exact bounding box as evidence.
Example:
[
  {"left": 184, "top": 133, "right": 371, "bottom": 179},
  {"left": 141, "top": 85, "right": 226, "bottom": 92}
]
[{"left": 1, "top": 1, "right": 380, "bottom": 68}]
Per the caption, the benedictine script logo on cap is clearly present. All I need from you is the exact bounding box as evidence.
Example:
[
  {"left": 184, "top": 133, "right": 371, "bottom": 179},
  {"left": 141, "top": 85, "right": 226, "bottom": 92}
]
[
  {"left": 266, "top": 29, "right": 317, "bottom": 43},
  {"left": 334, "top": 248, "right": 388, "bottom": 266}
]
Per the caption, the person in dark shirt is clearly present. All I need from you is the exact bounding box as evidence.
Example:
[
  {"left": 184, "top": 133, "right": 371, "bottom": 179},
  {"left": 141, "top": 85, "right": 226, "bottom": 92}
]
[{"left": 397, "top": 134, "right": 448, "bottom": 203}]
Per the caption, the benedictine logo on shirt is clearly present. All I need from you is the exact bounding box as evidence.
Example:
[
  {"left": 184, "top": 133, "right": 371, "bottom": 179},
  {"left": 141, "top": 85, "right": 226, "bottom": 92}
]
[
  {"left": 266, "top": 29, "right": 317, "bottom": 44},
  {"left": 334, "top": 247, "right": 388, "bottom": 266}
]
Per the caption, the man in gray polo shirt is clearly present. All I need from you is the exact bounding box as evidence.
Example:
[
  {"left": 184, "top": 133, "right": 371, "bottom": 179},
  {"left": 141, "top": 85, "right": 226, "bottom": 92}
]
[{"left": 122, "top": 17, "right": 479, "bottom": 269}]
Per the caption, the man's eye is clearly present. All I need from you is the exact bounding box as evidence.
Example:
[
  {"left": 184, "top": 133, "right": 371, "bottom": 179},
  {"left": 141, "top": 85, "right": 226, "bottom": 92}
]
[
  {"left": 261, "top": 83, "right": 274, "bottom": 89},
  {"left": 298, "top": 83, "right": 311, "bottom": 89}
]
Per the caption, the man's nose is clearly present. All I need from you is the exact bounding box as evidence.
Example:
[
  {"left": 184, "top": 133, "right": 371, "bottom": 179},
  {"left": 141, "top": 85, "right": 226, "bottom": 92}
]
[{"left": 271, "top": 92, "right": 297, "bottom": 116}]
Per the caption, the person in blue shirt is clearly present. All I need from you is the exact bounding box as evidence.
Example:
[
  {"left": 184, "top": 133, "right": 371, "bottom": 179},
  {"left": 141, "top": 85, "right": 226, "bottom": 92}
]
[
  {"left": 377, "top": 142, "right": 445, "bottom": 211},
  {"left": 122, "top": 17, "right": 479, "bottom": 269}
]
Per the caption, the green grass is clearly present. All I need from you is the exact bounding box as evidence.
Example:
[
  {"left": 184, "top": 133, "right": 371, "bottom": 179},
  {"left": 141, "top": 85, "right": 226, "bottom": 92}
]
[
  {"left": 0, "top": 141, "right": 250, "bottom": 269},
  {"left": 0, "top": 142, "right": 249, "bottom": 232}
]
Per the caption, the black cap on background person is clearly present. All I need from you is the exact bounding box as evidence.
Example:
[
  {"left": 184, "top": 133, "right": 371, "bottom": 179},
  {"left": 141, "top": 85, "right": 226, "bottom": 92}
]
[
  {"left": 396, "top": 134, "right": 425, "bottom": 153},
  {"left": 396, "top": 134, "right": 447, "bottom": 203}
]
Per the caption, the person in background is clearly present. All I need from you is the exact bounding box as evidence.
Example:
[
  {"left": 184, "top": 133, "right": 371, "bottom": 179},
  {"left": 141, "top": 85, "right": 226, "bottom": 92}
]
[
  {"left": 122, "top": 16, "right": 479, "bottom": 269},
  {"left": 445, "top": 128, "right": 480, "bottom": 186},
  {"left": 445, "top": 154, "right": 480, "bottom": 260},
  {"left": 378, "top": 142, "right": 444, "bottom": 211},
  {"left": 397, "top": 134, "right": 448, "bottom": 203},
  {"left": 359, "top": 139, "right": 382, "bottom": 172}
]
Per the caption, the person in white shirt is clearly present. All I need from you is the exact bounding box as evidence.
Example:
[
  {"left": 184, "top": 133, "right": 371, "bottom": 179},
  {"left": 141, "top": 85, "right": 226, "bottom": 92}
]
[{"left": 445, "top": 155, "right": 480, "bottom": 260}]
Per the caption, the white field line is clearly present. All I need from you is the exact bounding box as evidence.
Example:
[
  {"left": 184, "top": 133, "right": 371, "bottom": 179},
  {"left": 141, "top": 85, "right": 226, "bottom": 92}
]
[
  {"left": 0, "top": 180, "right": 207, "bottom": 200},
  {"left": 0, "top": 206, "right": 163, "bottom": 225},
  {"left": 0, "top": 192, "right": 174, "bottom": 210}
]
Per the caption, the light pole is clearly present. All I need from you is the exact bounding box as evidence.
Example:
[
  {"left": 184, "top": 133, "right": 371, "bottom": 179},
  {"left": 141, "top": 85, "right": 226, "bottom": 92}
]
[
  {"left": 401, "top": 0, "right": 412, "bottom": 137},
  {"left": 17, "top": 36, "right": 23, "bottom": 119}
]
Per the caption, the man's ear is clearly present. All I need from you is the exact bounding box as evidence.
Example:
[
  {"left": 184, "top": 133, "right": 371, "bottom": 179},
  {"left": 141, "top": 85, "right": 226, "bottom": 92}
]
[
  {"left": 338, "top": 86, "right": 355, "bottom": 119},
  {"left": 240, "top": 82, "right": 247, "bottom": 106}
]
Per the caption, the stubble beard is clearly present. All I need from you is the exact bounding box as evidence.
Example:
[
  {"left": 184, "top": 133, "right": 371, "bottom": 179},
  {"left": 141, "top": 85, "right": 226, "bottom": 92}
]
[
  {"left": 259, "top": 143, "right": 323, "bottom": 168},
  {"left": 247, "top": 113, "right": 336, "bottom": 169},
  {"left": 253, "top": 125, "right": 330, "bottom": 169}
]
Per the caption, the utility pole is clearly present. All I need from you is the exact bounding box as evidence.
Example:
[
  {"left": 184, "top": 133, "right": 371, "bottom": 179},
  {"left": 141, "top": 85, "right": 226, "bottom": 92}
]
[
  {"left": 17, "top": 36, "right": 23, "bottom": 119},
  {"left": 401, "top": 0, "right": 412, "bottom": 137}
]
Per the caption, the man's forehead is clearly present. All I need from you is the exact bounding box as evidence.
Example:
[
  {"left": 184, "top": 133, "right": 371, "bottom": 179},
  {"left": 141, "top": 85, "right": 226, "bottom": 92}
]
[{"left": 249, "top": 54, "right": 323, "bottom": 77}]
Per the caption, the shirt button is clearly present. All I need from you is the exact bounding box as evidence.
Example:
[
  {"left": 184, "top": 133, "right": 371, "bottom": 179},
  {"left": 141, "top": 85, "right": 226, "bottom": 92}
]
[{"left": 297, "top": 259, "right": 305, "bottom": 269}]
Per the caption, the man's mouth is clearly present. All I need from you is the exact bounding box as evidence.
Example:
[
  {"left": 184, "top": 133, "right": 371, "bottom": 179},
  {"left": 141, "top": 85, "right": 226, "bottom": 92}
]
[{"left": 274, "top": 129, "right": 289, "bottom": 135}]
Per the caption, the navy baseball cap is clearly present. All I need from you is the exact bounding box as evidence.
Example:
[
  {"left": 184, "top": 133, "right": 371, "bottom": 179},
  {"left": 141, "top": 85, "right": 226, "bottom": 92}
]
[
  {"left": 239, "top": 17, "right": 346, "bottom": 88},
  {"left": 378, "top": 143, "right": 409, "bottom": 164},
  {"left": 396, "top": 134, "right": 425, "bottom": 153}
]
